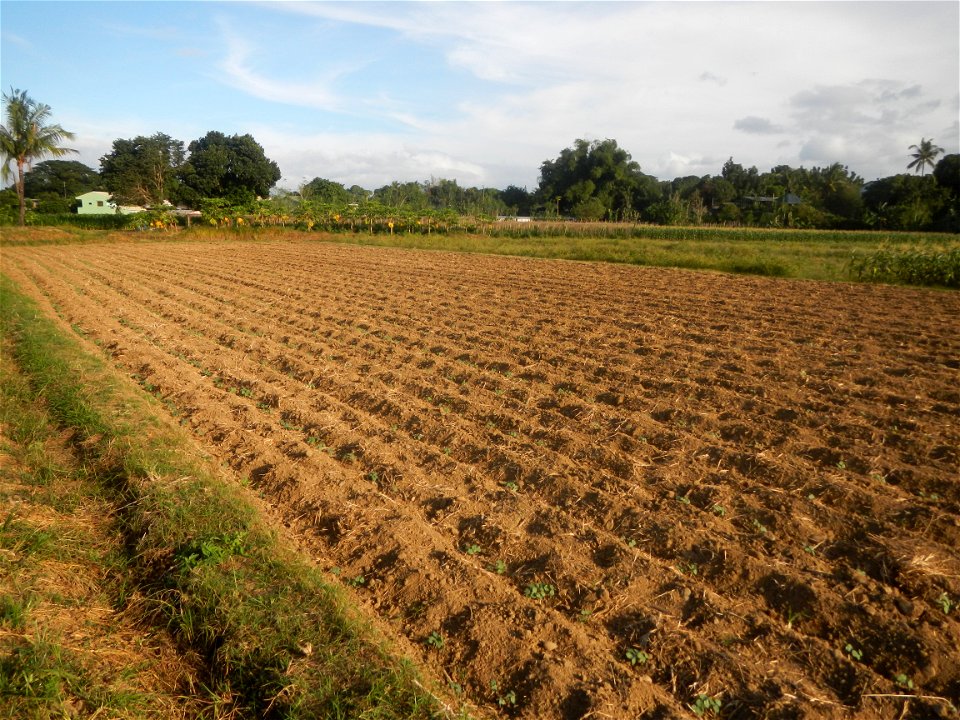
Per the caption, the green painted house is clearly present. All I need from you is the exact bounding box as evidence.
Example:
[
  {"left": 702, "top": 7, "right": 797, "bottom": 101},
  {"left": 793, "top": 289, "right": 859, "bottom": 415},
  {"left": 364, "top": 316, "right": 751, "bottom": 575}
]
[{"left": 75, "top": 191, "right": 143, "bottom": 215}]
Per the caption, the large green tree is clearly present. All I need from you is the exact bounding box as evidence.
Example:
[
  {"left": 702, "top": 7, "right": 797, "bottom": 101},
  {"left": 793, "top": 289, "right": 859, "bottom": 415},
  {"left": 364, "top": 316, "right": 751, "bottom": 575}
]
[
  {"left": 537, "top": 139, "right": 658, "bottom": 220},
  {"left": 932, "top": 153, "right": 959, "bottom": 196},
  {"left": 500, "top": 185, "right": 533, "bottom": 216},
  {"left": 862, "top": 173, "right": 947, "bottom": 230},
  {"left": 372, "top": 180, "right": 428, "bottom": 209},
  {"left": 1, "top": 88, "right": 76, "bottom": 225},
  {"left": 907, "top": 138, "right": 944, "bottom": 176},
  {"left": 179, "top": 131, "right": 281, "bottom": 206},
  {"left": 721, "top": 157, "right": 760, "bottom": 198},
  {"left": 931, "top": 154, "right": 959, "bottom": 232},
  {"left": 301, "top": 177, "right": 349, "bottom": 204},
  {"left": 100, "top": 133, "right": 185, "bottom": 206},
  {"left": 423, "top": 178, "right": 505, "bottom": 216},
  {"left": 24, "top": 159, "right": 101, "bottom": 200}
]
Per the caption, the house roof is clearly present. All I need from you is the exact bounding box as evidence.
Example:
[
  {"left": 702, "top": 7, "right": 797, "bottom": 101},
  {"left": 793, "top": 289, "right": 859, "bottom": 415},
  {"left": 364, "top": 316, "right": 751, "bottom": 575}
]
[{"left": 76, "top": 190, "right": 112, "bottom": 201}]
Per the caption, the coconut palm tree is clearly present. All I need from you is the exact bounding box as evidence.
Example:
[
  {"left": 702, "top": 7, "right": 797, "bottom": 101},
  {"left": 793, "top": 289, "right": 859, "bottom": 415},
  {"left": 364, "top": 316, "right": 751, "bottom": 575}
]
[
  {"left": 907, "top": 138, "right": 944, "bottom": 177},
  {"left": 1, "top": 88, "right": 76, "bottom": 226}
]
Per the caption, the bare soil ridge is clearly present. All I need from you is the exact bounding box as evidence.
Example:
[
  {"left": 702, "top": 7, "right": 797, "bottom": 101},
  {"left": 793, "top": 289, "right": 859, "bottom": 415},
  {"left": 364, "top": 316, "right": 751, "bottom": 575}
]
[{"left": 4, "top": 239, "right": 958, "bottom": 719}]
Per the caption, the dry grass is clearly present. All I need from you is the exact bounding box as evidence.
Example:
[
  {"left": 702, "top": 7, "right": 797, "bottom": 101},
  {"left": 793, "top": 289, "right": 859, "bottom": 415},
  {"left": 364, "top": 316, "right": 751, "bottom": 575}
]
[{"left": 0, "top": 418, "right": 206, "bottom": 718}]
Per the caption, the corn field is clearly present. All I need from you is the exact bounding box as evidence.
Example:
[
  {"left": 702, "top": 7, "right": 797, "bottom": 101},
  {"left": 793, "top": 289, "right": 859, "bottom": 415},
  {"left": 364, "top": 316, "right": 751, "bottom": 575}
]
[{"left": 848, "top": 246, "right": 960, "bottom": 287}]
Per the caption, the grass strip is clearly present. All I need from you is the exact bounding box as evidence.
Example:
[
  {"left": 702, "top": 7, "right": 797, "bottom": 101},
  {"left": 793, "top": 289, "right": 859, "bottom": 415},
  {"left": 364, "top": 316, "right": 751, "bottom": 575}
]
[
  {"left": 1, "top": 341, "right": 206, "bottom": 718},
  {"left": 0, "top": 274, "right": 454, "bottom": 719}
]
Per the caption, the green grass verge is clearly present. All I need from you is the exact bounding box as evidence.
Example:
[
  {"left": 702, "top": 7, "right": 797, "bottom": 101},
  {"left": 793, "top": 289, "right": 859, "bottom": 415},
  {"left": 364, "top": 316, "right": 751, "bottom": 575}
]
[
  {"left": 1, "top": 307, "right": 200, "bottom": 718},
  {"left": 0, "top": 274, "right": 454, "bottom": 719}
]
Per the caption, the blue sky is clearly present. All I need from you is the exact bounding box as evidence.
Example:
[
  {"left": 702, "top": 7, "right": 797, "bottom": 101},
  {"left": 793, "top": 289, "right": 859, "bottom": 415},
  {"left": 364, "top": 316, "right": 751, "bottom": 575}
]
[{"left": 2, "top": 1, "right": 958, "bottom": 191}]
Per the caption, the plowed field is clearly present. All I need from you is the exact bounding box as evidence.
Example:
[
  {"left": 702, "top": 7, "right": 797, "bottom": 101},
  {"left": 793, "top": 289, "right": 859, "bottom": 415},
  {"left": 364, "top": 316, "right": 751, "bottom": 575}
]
[{"left": 3, "top": 238, "right": 958, "bottom": 719}]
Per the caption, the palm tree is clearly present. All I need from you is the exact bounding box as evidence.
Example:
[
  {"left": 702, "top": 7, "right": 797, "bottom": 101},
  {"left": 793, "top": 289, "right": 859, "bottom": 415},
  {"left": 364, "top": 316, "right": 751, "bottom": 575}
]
[
  {"left": 1, "top": 88, "right": 76, "bottom": 226},
  {"left": 907, "top": 138, "right": 944, "bottom": 177}
]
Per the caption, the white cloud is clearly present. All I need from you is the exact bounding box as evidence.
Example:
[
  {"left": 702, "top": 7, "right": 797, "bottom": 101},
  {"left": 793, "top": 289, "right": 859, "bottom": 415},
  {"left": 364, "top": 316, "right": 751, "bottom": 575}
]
[
  {"left": 252, "top": 1, "right": 956, "bottom": 183},
  {"left": 214, "top": 19, "right": 344, "bottom": 111},
  {"left": 247, "top": 126, "right": 487, "bottom": 190},
  {"left": 9, "top": 1, "right": 956, "bottom": 190}
]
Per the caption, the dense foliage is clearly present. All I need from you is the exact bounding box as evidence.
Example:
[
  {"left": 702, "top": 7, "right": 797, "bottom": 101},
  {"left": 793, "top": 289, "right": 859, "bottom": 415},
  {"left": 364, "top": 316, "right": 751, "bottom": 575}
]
[
  {"left": 178, "top": 131, "right": 281, "bottom": 206},
  {"left": 100, "top": 133, "right": 185, "bottom": 207},
  {"left": 532, "top": 141, "right": 957, "bottom": 231},
  {"left": 536, "top": 138, "right": 661, "bottom": 221}
]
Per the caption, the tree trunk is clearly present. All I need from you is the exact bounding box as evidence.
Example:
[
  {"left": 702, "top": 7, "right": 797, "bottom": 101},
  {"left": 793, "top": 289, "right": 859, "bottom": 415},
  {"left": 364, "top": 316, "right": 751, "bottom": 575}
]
[{"left": 17, "top": 159, "right": 26, "bottom": 226}]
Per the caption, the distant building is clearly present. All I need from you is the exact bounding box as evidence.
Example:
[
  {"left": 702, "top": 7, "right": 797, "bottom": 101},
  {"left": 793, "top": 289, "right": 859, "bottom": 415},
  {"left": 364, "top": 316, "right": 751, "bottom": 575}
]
[{"left": 75, "top": 191, "right": 144, "bottom": 215}]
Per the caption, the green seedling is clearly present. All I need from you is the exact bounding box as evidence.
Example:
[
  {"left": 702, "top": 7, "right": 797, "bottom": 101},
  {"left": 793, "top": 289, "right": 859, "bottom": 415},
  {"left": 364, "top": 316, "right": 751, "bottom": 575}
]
[
  {"left": 752, "top": 518, "right": 768, "bottom": 535},
  {"left": 937, "top": 592, "right": 954, "bottom": 614},
  {"left": 844, "top": 643, "right": 863, "bottom": 661},
  {"left": 425, "top": 631, "right": 444, "bottom": 650},
  {"left": 894, "top": 673, "right": 915, "bottom": 690},
  {"left": 497, "top": 690, "right": 517, "bottom": 707},
  {"left": 711, "top": 504, "right": 726, "bottom": 517},
  {"left": 525, "top": 582, "right": 555, "bottom": 600},
  {"left": 464, "top": 544, "right": 482, "bottom": 556},
  {"left": 348, "top": 575, "right": 366, "bottom": 588},
  {"left": 689, "top": 694, "right": 722, "bottom": 716},
  {"left": 677, "top": 494, "right": 692, "bottom": 506},
  {"left": 625, "top": 647, "right": 649, "bottom": 666},
  {"left": 489, "top": 559, "right": 507, "bottom": 574},
  {"left": 502, "top": 481, "right": 519, "bottom": 492}
]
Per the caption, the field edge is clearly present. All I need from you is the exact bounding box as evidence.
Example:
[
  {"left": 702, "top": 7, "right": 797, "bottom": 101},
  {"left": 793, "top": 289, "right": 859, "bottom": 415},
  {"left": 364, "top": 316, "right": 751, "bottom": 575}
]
[{"left": 0, "top": 272, "right": 466, "bottom": 720}]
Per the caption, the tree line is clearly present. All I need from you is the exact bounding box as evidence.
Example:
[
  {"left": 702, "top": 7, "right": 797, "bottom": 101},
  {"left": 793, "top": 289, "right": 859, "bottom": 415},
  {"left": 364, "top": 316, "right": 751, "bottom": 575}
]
[{"left": 3, "top": 89, "right": 957, "bottom": 231}]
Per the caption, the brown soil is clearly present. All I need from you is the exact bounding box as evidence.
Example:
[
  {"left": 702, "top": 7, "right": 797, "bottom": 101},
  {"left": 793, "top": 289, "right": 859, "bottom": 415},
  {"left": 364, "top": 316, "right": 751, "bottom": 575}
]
[{"left": 3, "top": 238, "right": 958, "bottom": 719}]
